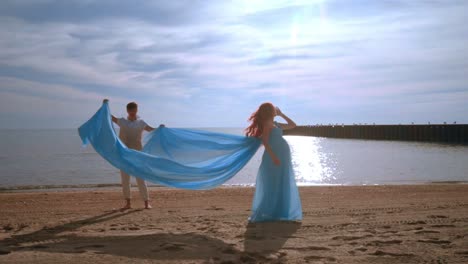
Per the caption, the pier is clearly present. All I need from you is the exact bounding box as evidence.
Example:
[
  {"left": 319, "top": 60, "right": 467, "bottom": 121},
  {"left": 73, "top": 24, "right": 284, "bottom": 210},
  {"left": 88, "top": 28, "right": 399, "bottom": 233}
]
[{"left": 284, "top": 124, "right": 468, "bottom": 144}]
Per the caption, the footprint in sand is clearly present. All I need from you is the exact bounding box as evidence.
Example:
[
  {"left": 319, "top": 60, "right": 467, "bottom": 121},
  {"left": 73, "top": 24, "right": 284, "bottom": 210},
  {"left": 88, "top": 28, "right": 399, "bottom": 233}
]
[
  {"left": 427, "top": 215, "right": 449, "bottom": 219},
  {"left": 366, "top": 240, "right": 402, "bottom": 246},
  {"left": 417, "top": 239, "right": 451, "bottom": 244},
  {"left": 427, "top": 256, "right": 449, "bottom": 264},
  {"left": 208, "top": 227, "right": 218, "bottom": 233},
  {"left": 332, "top": 235, "right": 372, "bottom": 241},
  {"left": 154, "top": 242, "right": 187, "bottom": 252},
  {"left": 219, "top": 261, "right": 236, "bottom": 264},
  {"left": 66, "top": 250, "right": 87, "bottom": 254},
  {"left": 239, "top": 254, "right": 257, "bottom": 263},
  {"left": 30, "top": 245, "right": 49, "bottom": 249},
  {"left": 431, "top": 224, "right": 455, "bottom": 228},
  {"left": 222, "top": 247, "right": 237, "bottom": 254},
  {"left": 304, "top": 255, "right": 336, "bottom": 262},
  {"left": 2, "top": 225, "right": 14, "bottom": 232},
  {"left": 370, "top": 250, "right": 414, "bottom": 257},
  {"left": 406, "top": 220, "right": 427, "bottom": 225},
  {"left": 415, "top": 230, "right": 440, "bottom": 234},
  {"left": 381, "top": 230, "right": 398, "bottom": 234},
  {"left": 0, "top": 248, "right": 11, "bottom": 255},
  {"left": 75, "top": 245, "right": 106, "bottom": 250},
  {"left": 364, "top": 229, "right": 377, "bottom": 234},
  {"left": 206, "top": 206, "right": 225, "bottom": 211},
  {"left": 283, "top": 246, "right": 331, "bottom": 251}
]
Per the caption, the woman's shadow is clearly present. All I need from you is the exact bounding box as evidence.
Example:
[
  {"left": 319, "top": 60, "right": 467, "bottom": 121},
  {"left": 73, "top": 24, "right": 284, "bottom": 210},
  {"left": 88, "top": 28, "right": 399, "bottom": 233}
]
[{"left": 243, "top": 221, "right": 301, "bottom": 254}]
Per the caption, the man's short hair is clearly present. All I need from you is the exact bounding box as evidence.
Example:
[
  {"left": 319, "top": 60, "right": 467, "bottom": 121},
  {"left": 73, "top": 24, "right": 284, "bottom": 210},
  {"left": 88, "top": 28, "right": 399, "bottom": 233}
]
[{"left": 127, "top": 102, "right": 138, "bottom": 111}]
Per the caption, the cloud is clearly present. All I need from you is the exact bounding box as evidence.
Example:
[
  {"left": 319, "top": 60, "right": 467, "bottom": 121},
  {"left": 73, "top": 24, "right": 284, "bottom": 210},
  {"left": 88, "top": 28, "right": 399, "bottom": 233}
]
[{"left": 0, "top": 0, "right": 467, "bottom": 128}]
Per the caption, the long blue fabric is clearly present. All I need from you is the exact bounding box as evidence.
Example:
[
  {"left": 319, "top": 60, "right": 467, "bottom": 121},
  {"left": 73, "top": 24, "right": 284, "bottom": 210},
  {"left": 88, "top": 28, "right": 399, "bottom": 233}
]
[{"left": 78, "top": 102, "right": 261, "bottom": 190}]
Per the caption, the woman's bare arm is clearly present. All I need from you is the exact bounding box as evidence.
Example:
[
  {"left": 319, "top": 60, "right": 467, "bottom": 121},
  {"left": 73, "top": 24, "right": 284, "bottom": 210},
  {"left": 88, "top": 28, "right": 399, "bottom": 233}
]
[{"left": 275, "top": 107, "right": 296, "bottom": 130}]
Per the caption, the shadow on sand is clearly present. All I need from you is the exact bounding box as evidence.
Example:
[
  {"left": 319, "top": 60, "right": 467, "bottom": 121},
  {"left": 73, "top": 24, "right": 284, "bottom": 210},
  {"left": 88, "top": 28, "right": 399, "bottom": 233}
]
[
  {"left": 244, "top": 221, "right": 301, "bottom": 253},
  {"left": 1, "top": 211, "right": 301, "bottom": 262}
]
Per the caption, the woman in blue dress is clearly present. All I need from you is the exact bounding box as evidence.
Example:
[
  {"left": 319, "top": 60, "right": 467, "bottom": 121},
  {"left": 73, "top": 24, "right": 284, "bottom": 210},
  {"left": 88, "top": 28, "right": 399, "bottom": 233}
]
[{"left": 245, "top": 102, "right": 302, "bottom": 222}]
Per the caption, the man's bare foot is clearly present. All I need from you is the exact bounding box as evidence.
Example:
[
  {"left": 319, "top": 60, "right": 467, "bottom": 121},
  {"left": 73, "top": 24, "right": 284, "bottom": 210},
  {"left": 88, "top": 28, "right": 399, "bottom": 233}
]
[
  {"left": 121, "top": 205, "right": 131, "bottom": 210},
  {"left": 121, "top": 199, "right": 131, "bottom": 210},
  {"left": 144, "top": 201, "right": 152, "bottom": 209}
]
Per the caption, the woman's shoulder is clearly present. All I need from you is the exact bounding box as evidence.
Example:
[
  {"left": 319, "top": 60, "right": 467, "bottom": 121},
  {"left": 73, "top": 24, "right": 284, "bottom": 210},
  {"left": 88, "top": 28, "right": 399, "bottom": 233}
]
[{"left": 263, "top": 120, "right": 275, "bottom": 129}]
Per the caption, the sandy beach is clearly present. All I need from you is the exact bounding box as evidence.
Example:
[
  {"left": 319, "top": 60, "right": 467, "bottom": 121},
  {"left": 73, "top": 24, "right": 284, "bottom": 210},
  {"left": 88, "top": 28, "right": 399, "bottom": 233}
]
[{"left": 0, "top": 185, "right": 467, "bottom": 263}]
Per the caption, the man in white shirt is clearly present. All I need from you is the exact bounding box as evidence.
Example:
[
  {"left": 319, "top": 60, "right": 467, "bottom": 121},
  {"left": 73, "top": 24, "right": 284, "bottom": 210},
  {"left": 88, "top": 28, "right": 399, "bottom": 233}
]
[{"left": 103, "top": 99, "right": 159, "bottom": 209}]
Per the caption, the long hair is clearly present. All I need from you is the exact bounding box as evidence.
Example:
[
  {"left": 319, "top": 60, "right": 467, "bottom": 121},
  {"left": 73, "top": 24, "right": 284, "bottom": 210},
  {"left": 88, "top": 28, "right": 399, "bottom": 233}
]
[{"left": 245, "top": 102, "right": 275, "bottom": 137}]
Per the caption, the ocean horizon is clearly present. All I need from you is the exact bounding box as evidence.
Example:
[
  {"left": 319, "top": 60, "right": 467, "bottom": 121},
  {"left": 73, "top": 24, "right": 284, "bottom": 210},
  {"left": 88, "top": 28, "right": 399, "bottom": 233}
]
[{"left": 1, "top": 128, "right": 467, "bottom": 191}]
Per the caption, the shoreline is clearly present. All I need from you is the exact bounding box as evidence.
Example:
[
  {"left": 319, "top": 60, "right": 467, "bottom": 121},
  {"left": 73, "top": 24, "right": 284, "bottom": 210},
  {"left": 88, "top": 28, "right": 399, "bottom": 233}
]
[
  {"left": 1, "top": 185, "right": 467, "bottom": 263},
  {"left": 1, "top": 181, "right": 467, "bottom": 193}
]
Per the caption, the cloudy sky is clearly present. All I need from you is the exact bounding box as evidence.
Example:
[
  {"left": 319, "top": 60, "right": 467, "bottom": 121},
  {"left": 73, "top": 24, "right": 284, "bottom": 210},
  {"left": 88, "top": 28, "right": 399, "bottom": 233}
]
[{"left": 0, "top": 0, "right": 467, "bottom": 129}]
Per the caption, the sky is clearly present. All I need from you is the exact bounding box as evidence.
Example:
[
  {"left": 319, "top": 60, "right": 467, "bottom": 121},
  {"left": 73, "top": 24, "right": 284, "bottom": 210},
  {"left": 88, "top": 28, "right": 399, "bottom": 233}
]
[{"left": 0, "top": 0, "right": 467, "bottom": 129}]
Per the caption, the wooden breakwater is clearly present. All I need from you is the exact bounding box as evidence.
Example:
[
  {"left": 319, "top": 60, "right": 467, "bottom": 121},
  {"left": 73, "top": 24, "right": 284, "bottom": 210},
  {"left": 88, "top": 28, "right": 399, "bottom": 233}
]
[{"left": 284, "top": 124, "right": 468, "bottom": 144}]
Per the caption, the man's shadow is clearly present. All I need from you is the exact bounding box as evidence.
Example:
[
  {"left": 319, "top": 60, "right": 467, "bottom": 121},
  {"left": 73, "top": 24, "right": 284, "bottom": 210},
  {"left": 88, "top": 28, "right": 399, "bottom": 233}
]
[
  {"left": 243, "top": 221, "right": 301, "bottom": 254},
  {"left": 0, "top": 210, "right": 242, "bottom": 261},
  {"left": 1, "top": 209, "right": 142, "bottom": 247}
]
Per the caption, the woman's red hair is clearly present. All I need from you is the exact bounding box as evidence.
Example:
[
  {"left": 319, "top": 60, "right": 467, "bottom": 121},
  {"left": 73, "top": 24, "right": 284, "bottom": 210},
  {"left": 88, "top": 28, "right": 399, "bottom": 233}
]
[{"left": 245, "top": 102, "right": 275, "bottom": 137}]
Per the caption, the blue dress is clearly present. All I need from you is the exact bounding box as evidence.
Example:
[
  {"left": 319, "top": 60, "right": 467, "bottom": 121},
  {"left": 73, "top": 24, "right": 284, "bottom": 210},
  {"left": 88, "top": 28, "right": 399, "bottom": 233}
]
[{"left": 249, "top": 123, "right": 303, "bottom": 222}]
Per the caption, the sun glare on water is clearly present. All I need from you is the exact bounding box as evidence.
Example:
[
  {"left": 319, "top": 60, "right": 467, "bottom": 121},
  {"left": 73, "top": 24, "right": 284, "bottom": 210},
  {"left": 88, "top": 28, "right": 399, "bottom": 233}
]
[{"left": 286, "top": 136, "right": 337, "bottom": 185}]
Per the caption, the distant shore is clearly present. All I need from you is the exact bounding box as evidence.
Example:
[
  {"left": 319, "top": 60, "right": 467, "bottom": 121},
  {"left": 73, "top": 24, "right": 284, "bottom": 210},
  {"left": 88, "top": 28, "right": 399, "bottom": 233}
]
[{"left": 1, "top": 185, "right": 467, "bottom": 263}]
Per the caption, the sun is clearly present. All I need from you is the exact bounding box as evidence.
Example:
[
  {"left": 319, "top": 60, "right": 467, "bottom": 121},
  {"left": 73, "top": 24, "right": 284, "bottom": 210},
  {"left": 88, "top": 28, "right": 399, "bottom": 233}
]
[{"left": 289, "top": 1, "right": 333, "bottom": 47}]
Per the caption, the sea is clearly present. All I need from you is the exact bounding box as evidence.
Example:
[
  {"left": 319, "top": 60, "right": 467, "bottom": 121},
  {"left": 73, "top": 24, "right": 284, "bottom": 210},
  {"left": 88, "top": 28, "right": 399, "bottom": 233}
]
[{"left": 1, "top": 128, "right": 467, "bottom": 190}]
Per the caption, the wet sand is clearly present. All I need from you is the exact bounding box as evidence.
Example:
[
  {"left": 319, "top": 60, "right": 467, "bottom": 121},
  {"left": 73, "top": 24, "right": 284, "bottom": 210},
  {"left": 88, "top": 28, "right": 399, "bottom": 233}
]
[{"left": 0, "top": 185, "right": 467, "bottom": 263}]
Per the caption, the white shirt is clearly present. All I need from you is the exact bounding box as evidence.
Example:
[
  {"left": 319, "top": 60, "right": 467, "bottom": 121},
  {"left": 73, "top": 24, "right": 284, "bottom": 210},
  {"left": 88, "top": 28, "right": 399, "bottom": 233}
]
[{"left": 117, "top": 117, "right": 148, "bottom": 150}]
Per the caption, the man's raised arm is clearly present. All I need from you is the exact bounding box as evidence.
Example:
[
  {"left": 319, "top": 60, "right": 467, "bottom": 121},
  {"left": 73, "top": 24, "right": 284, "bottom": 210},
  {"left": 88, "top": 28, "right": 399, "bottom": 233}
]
[{"left": 103, "top": 99, "right": 118, "bottom": 124}]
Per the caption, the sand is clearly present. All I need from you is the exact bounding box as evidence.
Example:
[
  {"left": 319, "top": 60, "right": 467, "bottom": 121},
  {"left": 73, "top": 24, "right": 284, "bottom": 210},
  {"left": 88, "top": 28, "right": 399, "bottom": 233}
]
[{"left": 0, "top": 185, "right": 467, "bottom": 263}]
